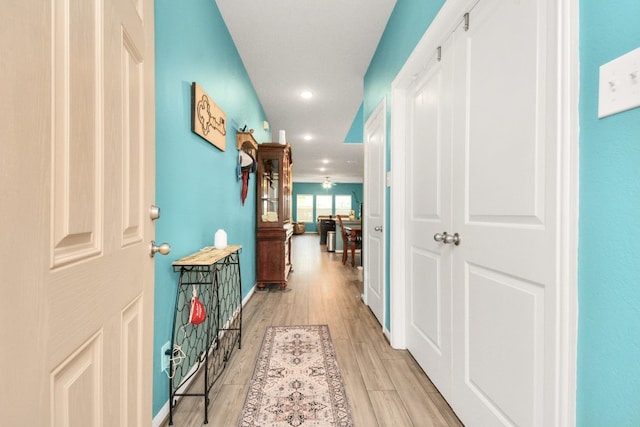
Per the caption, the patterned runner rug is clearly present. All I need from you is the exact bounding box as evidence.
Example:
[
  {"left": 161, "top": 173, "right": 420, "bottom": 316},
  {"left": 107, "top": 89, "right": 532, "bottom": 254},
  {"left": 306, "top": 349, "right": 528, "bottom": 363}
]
[{"left": 238, "top": 325, "right": 354, "bottom": 426}]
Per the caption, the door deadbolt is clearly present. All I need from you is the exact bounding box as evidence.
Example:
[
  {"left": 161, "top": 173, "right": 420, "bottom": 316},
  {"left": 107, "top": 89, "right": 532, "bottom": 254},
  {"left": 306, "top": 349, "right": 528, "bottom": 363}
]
[{"left": 150, "top": 205, "right": 161, "bottom": 221}]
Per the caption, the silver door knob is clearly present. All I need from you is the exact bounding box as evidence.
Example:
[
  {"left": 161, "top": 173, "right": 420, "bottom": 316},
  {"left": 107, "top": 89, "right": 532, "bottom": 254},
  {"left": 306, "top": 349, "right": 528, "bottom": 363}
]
[
  {"left": 443, "top": 232, "right": 461, "bottom": 246},
  {"left": 434, "top": 232, "right": 446, "bottom": 242},
  {"left": 150, "top": 241, "right": 171, "bottom": 257},
  {"left": 374, "top": 226, "right": 383, "bottom": 232}
]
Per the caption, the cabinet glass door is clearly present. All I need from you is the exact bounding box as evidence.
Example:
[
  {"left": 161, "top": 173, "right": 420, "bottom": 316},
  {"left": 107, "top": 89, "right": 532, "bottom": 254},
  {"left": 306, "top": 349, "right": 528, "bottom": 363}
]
[
  {"left": 282, "top": 150, "right": 291, "bottom": 222},
  {"left": 261, "top": 158, "right": 279, "bottom": 222}
]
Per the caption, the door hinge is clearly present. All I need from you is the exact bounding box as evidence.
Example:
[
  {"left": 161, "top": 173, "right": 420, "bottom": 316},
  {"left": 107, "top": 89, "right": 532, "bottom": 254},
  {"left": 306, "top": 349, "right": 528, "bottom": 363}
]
[{"left": 464, "top": 12, "right": 470, "bottom": 31}]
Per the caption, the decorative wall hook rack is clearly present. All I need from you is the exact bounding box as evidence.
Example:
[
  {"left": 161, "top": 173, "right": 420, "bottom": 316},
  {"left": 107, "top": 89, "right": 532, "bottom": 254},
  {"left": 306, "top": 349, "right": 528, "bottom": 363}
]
[{"left": 236, "top": 130, "right": 258, "bottom": 152}]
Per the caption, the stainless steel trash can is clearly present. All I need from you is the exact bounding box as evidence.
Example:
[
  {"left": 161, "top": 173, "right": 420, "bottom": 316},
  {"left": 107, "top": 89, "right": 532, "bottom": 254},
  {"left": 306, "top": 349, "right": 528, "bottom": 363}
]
[
  {"left": 319, "top": 219, "right": 336, "bottom": 244},
  {"left": 327, "top": 231, "right": 336, "bottom": 252}
]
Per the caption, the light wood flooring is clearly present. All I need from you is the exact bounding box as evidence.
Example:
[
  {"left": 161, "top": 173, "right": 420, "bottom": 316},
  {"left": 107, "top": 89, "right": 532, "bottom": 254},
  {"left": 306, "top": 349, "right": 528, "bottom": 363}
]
[{"left": 162, "top": 234, "right": 463, "bottom": 426}]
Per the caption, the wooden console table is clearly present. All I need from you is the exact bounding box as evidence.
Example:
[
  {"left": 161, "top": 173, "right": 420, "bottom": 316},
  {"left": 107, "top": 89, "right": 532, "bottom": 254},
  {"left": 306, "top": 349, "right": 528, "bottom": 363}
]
[{"left": 168, "top": 245, "right": 243, "bottom": 425}]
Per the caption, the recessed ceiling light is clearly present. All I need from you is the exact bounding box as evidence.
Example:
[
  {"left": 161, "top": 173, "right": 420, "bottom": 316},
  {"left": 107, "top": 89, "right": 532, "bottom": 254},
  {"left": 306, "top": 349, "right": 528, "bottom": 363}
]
[
  {"left": 319, "top": 167, "right": 326, "bottom": 172},
  {"left": 300, "top": 91, "right": 313, "bottom": 99},
  {"left": 322, "top": 159, "right": 329, "bottom": 164},
  {"left": 304, "top": 135, "right": 312, "bottom": 141}
]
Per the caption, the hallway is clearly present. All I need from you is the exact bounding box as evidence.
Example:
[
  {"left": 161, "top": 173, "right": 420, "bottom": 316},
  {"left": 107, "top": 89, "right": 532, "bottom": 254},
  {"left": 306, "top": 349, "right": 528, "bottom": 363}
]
[{"left": 163, "top": 234, "right": 463, "bottom": 426}]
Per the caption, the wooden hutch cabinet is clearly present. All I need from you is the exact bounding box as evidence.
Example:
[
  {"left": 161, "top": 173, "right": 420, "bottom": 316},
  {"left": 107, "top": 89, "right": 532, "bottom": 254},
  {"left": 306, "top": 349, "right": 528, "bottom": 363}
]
[{"left": 256, "top": 143, "right": 293, "bottom": 290}]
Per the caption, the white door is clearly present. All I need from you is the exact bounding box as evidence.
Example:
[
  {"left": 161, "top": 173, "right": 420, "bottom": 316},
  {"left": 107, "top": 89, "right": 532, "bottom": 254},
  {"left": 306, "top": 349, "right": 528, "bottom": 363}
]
[
  {"left": 363, "top": 100, "right": 386, "bottom": 328},
  {"left": 1, "top": 0, "right": 157, "bottom": 425},
  {"left": 403, "top": 33, "right": 456, "bottom": 401},
  {"left": 450, "top": 1, "right": 560, "bottom": 425},
  {"left": 395, "top": 0, "right": 568, "bottom": 425}
]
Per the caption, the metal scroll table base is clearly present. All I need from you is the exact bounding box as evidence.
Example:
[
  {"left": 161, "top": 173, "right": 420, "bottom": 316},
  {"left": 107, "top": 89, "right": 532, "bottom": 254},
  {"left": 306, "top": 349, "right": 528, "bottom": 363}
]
[{"left": 168, "top": 245, "right": 243, "bottom": 425}]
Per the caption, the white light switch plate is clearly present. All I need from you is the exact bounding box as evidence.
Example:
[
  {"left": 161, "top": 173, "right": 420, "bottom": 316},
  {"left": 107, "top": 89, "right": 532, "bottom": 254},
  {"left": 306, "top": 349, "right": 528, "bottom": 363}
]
[{"left": 599, "top": 47, "right": 640, "bottom": 118}]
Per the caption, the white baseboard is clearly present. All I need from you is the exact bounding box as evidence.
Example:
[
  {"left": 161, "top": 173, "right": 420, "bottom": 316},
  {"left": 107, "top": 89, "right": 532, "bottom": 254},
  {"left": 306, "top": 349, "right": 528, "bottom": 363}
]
[
  {"left": 242, "top": 283, "right": 256, "bottom": 306},
  {"left": 152, "top": 402, "right": 170, "bottom": 427}
]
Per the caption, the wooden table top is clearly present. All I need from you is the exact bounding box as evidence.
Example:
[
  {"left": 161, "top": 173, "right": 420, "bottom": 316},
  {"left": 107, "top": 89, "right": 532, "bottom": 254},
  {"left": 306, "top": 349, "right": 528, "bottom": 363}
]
[{"left": 172, "top": 245, "right": 242, "bottom": 266}]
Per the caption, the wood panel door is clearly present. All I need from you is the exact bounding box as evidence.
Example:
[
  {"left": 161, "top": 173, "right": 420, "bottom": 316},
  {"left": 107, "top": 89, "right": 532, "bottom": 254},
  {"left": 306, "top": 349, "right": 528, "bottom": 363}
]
[
  {"left": 1, "top": 0, "right": 156, "bottom": 425},
  {"left": 450, "top": 1, "right": 560, "bottom": 425}
]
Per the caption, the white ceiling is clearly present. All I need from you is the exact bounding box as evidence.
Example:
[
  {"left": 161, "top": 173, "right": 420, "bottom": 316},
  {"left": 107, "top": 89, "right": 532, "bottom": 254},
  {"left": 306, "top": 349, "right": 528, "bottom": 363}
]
[{"left": 216, "top": 0, "right": 396, "bottom": 183}]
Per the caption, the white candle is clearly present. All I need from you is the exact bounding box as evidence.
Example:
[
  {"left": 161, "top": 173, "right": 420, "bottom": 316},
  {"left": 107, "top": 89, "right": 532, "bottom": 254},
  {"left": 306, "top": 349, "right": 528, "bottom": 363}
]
[
  {"left": 278, "top": 130, "right": 286, "bottom": 144},
  {"left": 214, "top": 229, "right": 227, "bottom": 249}
]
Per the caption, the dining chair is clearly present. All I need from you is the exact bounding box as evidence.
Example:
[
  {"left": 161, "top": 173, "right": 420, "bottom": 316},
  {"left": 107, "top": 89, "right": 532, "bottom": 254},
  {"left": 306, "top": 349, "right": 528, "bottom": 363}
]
[{"left": 337, "top": 215, "right": 361, "bottom": 267}]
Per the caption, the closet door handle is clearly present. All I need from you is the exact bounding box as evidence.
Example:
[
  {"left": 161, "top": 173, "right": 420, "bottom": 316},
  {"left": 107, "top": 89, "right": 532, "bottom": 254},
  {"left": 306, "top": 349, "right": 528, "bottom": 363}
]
[
  {"left": 443, "top": 232, "right": 461, "bottom": 246},
  {"left": 434, "top": 232, "right": 461, "bottom": 246}
]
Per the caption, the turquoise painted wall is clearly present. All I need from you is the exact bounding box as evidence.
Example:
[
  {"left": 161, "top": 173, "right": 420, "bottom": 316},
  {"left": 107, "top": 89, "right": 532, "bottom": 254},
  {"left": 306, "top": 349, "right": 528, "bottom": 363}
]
[
  {"left": 292, "top": 182, "right": 363, "bottom": 233},
  {"left": 363, "top": 0, "right": 446, "bottom": 331},
  {"left": 344, "top": 103, "right": 364, "bottom": 143},
  {"left": 153, "top": 0, "right": 269, "bottom": 416},
  {"left": 364, "top": 0, "right": 445, "bottom": 119},
  {"left": 577, "top": 2, "right": 640, "bottom": 425}
]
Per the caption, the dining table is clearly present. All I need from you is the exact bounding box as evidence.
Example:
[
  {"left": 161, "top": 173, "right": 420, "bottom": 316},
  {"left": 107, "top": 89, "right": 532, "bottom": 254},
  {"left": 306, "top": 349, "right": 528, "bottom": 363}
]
[{"left": 343, "top": 225, "right": 362, "bottom": 267}]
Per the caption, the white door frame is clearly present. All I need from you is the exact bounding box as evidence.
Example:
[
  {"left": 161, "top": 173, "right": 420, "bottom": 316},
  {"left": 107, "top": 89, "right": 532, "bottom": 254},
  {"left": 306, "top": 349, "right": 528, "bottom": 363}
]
[{"left": 389, "top": 0, "right": 579, "bottom": 425}]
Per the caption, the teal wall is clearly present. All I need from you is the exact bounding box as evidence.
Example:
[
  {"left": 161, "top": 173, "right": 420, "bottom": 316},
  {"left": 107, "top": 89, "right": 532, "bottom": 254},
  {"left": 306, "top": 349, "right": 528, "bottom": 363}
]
[
  {"left": 363, "top": 0, "right": 446, "bottom": 331},
  {"left": 153, "top": 0, "right": 269, "bottom": 416},
  {"left": 577, "top": 2, "right": 640, "bottom": 425},
  {"left": 292, "top": 182, "right": 363, "bottom": 232},
  {"left": 364, "top": 0, "right": 445, "bottom": 119},
  {"left": 344, "top": 103, "right": 364, "bottom": 143}
]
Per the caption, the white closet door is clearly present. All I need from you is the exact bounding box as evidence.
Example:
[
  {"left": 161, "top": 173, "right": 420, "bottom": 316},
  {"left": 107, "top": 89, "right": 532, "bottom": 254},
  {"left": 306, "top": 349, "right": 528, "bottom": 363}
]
[
  {"left": 364, "top": 100, "right": 386, "bottom": 327},
  {"left": 404, "top": 34, "right": 456, "bottom": 401},
  {"left": 450, "top": 1, "right": 560, "bottom": 425}
]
